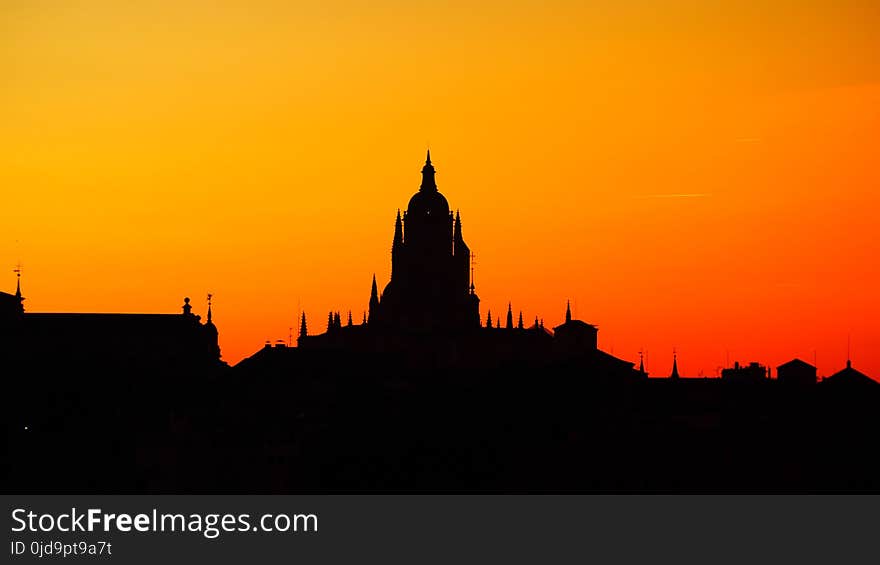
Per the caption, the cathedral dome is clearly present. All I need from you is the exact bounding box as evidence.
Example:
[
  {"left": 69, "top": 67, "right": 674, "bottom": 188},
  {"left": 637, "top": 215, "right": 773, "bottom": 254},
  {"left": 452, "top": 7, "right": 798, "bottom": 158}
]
[{"left": 407, "top": 189, "right": 449, "bottom": 218}]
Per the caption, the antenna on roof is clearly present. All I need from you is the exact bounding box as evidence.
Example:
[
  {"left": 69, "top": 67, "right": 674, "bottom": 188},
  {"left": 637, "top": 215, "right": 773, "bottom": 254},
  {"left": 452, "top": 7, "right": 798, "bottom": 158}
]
[{"left": 847, "top": 334, "right": 851, "bottom": 364}]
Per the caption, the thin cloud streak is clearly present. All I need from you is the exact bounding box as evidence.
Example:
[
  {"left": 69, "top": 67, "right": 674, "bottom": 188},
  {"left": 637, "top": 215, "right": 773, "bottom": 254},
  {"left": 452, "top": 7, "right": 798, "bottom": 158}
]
[{"left": 635, "top": 193, "right": 712, "bottom": 199}]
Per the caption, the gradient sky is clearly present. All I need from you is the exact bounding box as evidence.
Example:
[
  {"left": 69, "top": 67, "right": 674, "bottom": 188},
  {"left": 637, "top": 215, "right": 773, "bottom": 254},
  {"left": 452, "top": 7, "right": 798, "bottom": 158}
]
[{"left": 2, "top": 1, "right": 879, "bottom": 377}]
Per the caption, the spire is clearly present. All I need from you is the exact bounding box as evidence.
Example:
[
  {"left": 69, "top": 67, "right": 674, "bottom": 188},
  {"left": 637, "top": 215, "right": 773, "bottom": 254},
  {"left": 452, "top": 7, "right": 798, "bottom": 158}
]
[
  {"left": 368, "top": 275, "right": 380, "bottom": 324},
  {"left": 347, "top": 310, "right": 353, "bottom": 326},
  {"left": 639, "top": 351, "right": 645, "bottom": 374},
  {"left": 565, "top": 300, "right": 572, "bottom": 323},
  {"left": 393, "top": 209, "right": 403, "bottom": 248},
  {"left": 13, "top": 265, "right": 24, "bottom": 313},
  {"left": 454, "top": 210, "right": 462, "bottom": 240},
  {"left": 299, "top": 312, "right": 307, "bottom": 337},
  {"left": 206, "top": 293, "right": 213, "bottom": 324},
  {"left": 517, "top": 311, "right": 524, "bottom": 329},
  {"left": 506, "top": 302, "right": 513, "bottom": 329},
  {"left": 671, "top": 350, "right": 680, "bottom": 379},
  {"left": 327, "top": 311, "right": 334, "bottom": 332},
  {"left": 420, "top": 150, "right": 437, "bottom": 191},
  {"left": 486, "top": 310, "right": 492, "bottom": 328}
]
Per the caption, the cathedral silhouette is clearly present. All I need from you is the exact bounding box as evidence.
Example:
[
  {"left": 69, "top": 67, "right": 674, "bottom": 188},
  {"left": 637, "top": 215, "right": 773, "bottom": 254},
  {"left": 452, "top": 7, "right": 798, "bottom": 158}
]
[
  {"left": 373, "top": 150, "right": 479, "bottom": 333},
  {"left": 290, "top": 152, "right": 637, "bottom": 377}
]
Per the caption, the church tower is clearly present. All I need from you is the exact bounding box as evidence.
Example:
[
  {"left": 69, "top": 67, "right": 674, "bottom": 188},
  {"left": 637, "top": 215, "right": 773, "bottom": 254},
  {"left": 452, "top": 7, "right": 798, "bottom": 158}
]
[{"left": 371, "top": 152, "right": 480, "bottom": 333}]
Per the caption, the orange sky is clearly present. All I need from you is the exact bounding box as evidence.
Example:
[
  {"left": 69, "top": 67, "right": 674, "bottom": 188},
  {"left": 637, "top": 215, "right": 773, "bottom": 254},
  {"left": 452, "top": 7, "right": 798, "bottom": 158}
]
[{"left": 2, "top": 1, "right": 879, "bottom": 377}]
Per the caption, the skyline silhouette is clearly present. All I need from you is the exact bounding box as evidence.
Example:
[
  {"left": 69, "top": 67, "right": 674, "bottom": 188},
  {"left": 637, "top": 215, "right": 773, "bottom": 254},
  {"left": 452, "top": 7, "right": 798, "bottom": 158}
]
[
  {"left": 4, "top": 150, "right": 875, "bottom": 382},
  {"left": 4, "top": 151, "right": 880, "bottom": 493}
]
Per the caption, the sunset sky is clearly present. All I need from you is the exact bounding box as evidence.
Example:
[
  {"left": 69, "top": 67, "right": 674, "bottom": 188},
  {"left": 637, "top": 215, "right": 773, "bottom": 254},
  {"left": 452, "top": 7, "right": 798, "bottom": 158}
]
[{"left": 2, "top": 1, "right": 878, "bottom": 377}]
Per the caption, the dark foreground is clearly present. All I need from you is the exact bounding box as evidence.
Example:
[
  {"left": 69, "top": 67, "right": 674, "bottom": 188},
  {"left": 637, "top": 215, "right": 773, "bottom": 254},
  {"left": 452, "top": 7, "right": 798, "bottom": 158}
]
[{"left": 5, "top": 350, "right": 880, "bottom": 493}]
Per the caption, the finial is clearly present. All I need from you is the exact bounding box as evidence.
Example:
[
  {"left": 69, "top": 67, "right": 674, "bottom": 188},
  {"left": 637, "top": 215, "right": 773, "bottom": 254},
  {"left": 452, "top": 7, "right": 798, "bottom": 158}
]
[
  {"left": 420, "top": 149, "right": 437, "bottom": 191},
  {"left": 14, "top": 264, "right": 22, "bottom": 299},
  {"left": 182, "top": 297, "right": 192, "bottom": 316},
  {"left": 565, "top": 300, "right": 572, "bottom": 323},
  {"left": 207, "top": 293, "right": 213, "bottom": 323}
]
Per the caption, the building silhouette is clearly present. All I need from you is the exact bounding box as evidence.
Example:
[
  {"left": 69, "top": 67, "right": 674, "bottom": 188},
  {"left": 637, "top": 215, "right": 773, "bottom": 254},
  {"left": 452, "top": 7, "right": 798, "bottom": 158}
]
[
  {"left": 721, "top": 361, "right": 768, "bottom": 383},
  {"left": 823, "top": 359, "right": 878, "bottom": 388},
  {"left": 292, "top": 152, "right": 638, "bottom": 377},
  {"left": 777, "top": 358, "right": 817, "bottom": 386},
  {"left": 1, "top": 277, "right": 222, "bottom": 375},
  {"left": 371, "top": 150, "right": 480, "bottom": 333}
]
